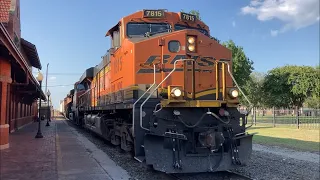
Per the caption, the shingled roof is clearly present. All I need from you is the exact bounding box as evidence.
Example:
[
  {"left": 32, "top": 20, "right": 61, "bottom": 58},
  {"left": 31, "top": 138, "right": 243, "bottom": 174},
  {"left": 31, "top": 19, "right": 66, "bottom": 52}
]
[
  {"left": 0, "top": 0, "right": 11, "bottom": 22},
  {"left": 0, "top": 23, "right": 47, "bottom": 101}
]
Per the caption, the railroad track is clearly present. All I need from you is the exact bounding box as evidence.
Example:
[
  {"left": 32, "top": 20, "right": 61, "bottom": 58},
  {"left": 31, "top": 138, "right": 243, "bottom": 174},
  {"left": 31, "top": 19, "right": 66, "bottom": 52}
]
[
  {"left": 224, "top": 171, "right": 254, "bottom": 180},
  {"left": 62, "top": 116, "right": 254, "bottom": 180},
  {"left": 167, "top": 171, "right": 253, "bottom": 180}
]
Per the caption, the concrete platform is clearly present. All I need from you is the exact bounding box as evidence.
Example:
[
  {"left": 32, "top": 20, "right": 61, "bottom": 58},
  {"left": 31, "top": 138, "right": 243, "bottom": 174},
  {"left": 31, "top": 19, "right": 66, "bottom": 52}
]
[{"left": 0, "top": 117, "right": 131, "bottom": 180}]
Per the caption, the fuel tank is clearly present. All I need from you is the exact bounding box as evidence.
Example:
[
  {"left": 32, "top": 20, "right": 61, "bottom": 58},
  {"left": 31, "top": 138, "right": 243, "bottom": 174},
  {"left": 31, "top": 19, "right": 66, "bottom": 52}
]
[
  {"left": 84, "top": 114, "right": 92, "bottom": 124},
  {"left": 84, "top": 114, "right": 106, "bottom": 135}
]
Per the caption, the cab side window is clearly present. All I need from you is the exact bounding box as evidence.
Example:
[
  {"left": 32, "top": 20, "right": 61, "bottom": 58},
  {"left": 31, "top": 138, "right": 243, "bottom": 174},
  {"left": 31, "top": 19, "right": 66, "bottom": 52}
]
[{"left": 77, "top": 84, "right": 85, "bottom": 91}]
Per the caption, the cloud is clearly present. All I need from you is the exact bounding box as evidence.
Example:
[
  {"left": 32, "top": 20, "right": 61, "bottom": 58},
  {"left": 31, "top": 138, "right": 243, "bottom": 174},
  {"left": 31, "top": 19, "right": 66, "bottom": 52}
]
[
  {"left": 49, "top": 76, "right": 57, "bottom": 80},
  {"left": 232, "top": 21, "right": 236, "bottom": 27},
  {"left": 241, "top": 0, "right": 320, "bottom": 36},
  {"left": 270, "top": 30, "right": 278, "bottom": 37}
]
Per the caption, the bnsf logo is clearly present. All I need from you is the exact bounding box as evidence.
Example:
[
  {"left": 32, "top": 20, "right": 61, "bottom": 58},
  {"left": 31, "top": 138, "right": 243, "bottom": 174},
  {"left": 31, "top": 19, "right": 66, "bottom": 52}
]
[{"left": 137, "top": 55, "right": 229, "bottom": 73}]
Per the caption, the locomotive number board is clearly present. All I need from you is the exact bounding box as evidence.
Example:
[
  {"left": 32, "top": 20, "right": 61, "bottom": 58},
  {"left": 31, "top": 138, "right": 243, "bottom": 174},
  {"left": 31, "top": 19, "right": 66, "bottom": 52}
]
[
  {"left": 143, "top": 9, "right": 165, "bottom": 18},
  {"left": 180, "top": 12, "right": 196, "bottom": 22}
]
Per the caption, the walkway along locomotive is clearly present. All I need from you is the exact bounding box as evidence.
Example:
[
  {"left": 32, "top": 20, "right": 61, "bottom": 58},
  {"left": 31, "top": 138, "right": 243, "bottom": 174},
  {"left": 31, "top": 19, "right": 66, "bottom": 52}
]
[{"left": 64, "top": 10, "right": 253, "bottom": 173}]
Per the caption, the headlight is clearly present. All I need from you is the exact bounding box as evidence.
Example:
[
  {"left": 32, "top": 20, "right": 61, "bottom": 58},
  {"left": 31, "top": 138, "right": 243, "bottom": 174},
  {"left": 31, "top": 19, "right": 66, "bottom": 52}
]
[
  {"left": 229, "top": 89, "right": 239, "bottom": 98},
  {"left": 188, "top": 45, "right": 195, "bottom": 52},
  {"left": 171, "top": 87, "right": 182, "bottom": 97},
  {"left": 187, "top": 37, "right": 195, "bottom": 44},
  {"left": 187, "top": 35, "right": 196, "bottom": 52}
]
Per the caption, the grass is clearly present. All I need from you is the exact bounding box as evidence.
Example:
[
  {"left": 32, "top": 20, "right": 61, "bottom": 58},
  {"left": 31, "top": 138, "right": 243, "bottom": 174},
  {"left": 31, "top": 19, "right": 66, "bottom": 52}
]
[{"left": 247, "top": 125, "right": 320, "bottom": 152}]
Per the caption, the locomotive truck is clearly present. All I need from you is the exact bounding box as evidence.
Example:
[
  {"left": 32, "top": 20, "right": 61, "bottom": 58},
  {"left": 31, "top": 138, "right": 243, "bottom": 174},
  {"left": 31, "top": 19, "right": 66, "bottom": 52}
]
[{"left": 64, "top": 9, "right": 253, "bottom": 173}]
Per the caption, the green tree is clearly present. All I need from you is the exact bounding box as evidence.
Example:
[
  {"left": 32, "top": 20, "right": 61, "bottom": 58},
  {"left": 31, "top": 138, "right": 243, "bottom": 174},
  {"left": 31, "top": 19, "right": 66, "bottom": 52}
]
[
  {"left": 189, "top": 10, "right": 201, "bottom": 20},
  {"left": 305, "top": 65, "right": 320, "bottom": 108},
  {"left": 181, "top": 9, "right": 201, "bottom": 20},
  {"left": 262, "top": 65, "right": 319, "bottom": 108},
  {"left": 222, "top": 40, "right": 254, "bottom": 88},
  {"left": 241, "top": 72, "right": 265, "bottom": 107},
  {"left": 305, "top": 95, "right": 320, "bottom": 109}
]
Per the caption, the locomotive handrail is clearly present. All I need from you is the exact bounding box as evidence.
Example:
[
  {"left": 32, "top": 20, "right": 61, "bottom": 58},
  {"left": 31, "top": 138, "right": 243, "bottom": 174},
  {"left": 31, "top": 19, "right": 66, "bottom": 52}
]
[
  {"left": 221, "top": 61, "right": 254, "bottom": 129},
  {"left": 78, "top": 87, "right": 95, "bottom": 108},
  {"left": 78, "top": 89, "right": 91, "bottom": 98},
  {"left": 139, "top": 59, "right": 195, "bottom": 132},
  {"left": 132, "top": 64, "right": 157, "bottom": 136}
]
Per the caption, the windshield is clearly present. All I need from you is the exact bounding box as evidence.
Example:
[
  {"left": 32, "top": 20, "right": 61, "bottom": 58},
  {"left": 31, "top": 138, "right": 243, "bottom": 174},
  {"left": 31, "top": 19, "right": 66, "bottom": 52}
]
[
  {"left": 127, "top": 22, "right": 171, "bottom": 37},
  {"left": 174, "top": 24, "right": 209, "bottom": 36}
]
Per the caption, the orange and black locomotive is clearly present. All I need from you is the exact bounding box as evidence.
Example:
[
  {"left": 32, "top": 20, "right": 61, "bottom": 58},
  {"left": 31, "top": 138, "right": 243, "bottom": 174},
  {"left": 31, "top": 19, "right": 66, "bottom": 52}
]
[{"left": 64, "top": 9, "right": 253, "bottom": 173}]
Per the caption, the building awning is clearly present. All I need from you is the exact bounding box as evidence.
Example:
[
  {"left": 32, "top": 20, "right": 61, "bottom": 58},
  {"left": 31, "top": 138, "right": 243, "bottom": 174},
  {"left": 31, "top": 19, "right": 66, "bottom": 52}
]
[
  {"left": 21, "top": 38, "right": 42, "bottom": 70},
  {"left": 0, "top": 23, "right": 46, "bottom": 100}
]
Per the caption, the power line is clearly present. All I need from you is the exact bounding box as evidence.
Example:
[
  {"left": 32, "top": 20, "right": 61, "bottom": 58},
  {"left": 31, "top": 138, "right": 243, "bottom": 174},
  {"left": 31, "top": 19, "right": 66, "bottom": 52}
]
[
  {"left": 46, "top": 84, "right": 74, "bottom": 87},
  {"left": 32, "top": 72, "right": 82, "bottom": 75},
  {"left": 48, "top": 73, "right": 82, "bottom": 75}
]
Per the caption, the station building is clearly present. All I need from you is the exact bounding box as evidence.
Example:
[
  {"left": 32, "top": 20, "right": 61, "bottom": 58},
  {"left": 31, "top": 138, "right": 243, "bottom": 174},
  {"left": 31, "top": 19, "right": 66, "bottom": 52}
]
[{"left": 0, "top": 0, "right": 46, "bottom": 150}]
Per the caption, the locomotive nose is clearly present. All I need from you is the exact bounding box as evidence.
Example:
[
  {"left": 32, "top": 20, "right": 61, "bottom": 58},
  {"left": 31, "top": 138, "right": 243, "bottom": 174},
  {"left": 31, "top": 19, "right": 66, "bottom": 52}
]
[{"left": 198, "top": 131, "right": 225, "bottom": 152}]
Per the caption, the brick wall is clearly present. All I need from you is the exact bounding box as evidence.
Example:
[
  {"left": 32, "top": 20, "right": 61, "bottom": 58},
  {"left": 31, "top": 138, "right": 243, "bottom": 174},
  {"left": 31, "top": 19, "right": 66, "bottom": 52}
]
[
  {"left": 1, "top": 0, "right": 41, "bottom": 133},
  {"left": 2, "top": 0, "right": 31, "bottom": 68},
  {"left": 6, "top": 0, "right": 21, "bottom": 41},
  {"left": 8, "top": 89, "right": 38, "bottom": 133}
]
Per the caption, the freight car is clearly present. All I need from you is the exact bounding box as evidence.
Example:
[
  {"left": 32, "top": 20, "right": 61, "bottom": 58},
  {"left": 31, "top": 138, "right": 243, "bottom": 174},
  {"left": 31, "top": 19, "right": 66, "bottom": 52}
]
[
  {"left": 59, "top": 100, "right": 64, "bottom": 115},
  {"left": 66, "top": 9, "right": 253, "bottom": 174},
  {"left": 63, "top": 91, "right": 73, "bottom": 118}
]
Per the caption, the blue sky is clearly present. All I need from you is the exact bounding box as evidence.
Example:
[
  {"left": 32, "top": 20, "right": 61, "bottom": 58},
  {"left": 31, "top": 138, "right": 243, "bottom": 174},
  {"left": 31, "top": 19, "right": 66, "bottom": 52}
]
[{"left": 20, "top": 0, "right": 319, "bottom": 108}]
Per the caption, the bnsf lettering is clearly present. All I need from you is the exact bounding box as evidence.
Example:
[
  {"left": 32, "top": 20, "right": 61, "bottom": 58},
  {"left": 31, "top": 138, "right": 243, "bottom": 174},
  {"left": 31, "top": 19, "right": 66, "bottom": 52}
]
[
  {"left": 114, "top": 56, "right": 122, "bottom": 74},
  {"left": 137, "top": 55, "right": 224, "bottom": 73}
]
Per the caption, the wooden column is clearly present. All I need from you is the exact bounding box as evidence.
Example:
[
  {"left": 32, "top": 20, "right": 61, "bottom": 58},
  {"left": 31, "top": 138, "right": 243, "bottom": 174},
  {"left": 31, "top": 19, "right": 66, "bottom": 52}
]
[{"left": 0, "top": 58, "right": 12, "bottom": 150}]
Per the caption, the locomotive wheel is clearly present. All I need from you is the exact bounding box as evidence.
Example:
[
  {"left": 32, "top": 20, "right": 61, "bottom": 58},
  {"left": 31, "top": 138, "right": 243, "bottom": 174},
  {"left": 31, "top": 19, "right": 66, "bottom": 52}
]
[
  {"left": 101, "top": 120, "right": 111, "bottom": 141},
  {"left": 110, "top": 130, "right": 120, "bottom": 146},
  {"left": 120, "top": 132, "right": 133, "bottom": 152}
]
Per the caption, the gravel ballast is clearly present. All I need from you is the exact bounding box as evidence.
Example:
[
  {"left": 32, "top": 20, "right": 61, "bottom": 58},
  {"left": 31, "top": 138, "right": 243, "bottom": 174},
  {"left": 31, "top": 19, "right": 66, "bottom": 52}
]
[
  {"left": 66, "top": 120, "right": 319, "bottom": 180},
  {"left": 234, "top": 150, "right": 319, "bottom": 180}
]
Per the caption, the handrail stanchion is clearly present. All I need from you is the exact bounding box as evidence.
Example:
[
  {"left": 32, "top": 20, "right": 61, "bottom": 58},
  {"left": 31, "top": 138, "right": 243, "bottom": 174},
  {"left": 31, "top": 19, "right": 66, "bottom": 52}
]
[
  {"left": 192, "top": 60, "right": 196, "bottom": 100},
  {"left": 222, "top": 62, "right": 226, "bottom": 100},
  {"left": 222, "top": 61, "right": 253, "bottom": 129},
  {"left": 139, "top": 59, "right": 195, "bottom": 131},
  {"left": 215, "top": 61, "right": 219, "bottom": 100},
  {"left": 132, "top": 64, "right": 157, "bottom": 136}
]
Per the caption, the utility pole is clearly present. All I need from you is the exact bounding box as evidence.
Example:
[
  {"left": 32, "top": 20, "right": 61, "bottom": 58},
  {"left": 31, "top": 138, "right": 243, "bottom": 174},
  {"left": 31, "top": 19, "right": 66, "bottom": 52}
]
[
  {"left": 45, "top": 63, "right": 49, "bottom": 95},
  {"left": 43, "top": 63, "right": 49, "bottom": 120}
]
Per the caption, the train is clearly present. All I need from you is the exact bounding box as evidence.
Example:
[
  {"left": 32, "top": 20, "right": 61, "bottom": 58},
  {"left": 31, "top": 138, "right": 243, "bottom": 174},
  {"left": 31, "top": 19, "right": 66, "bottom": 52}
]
[{"left": 62, "top": 9, "right": 253, "bottom": 174}]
